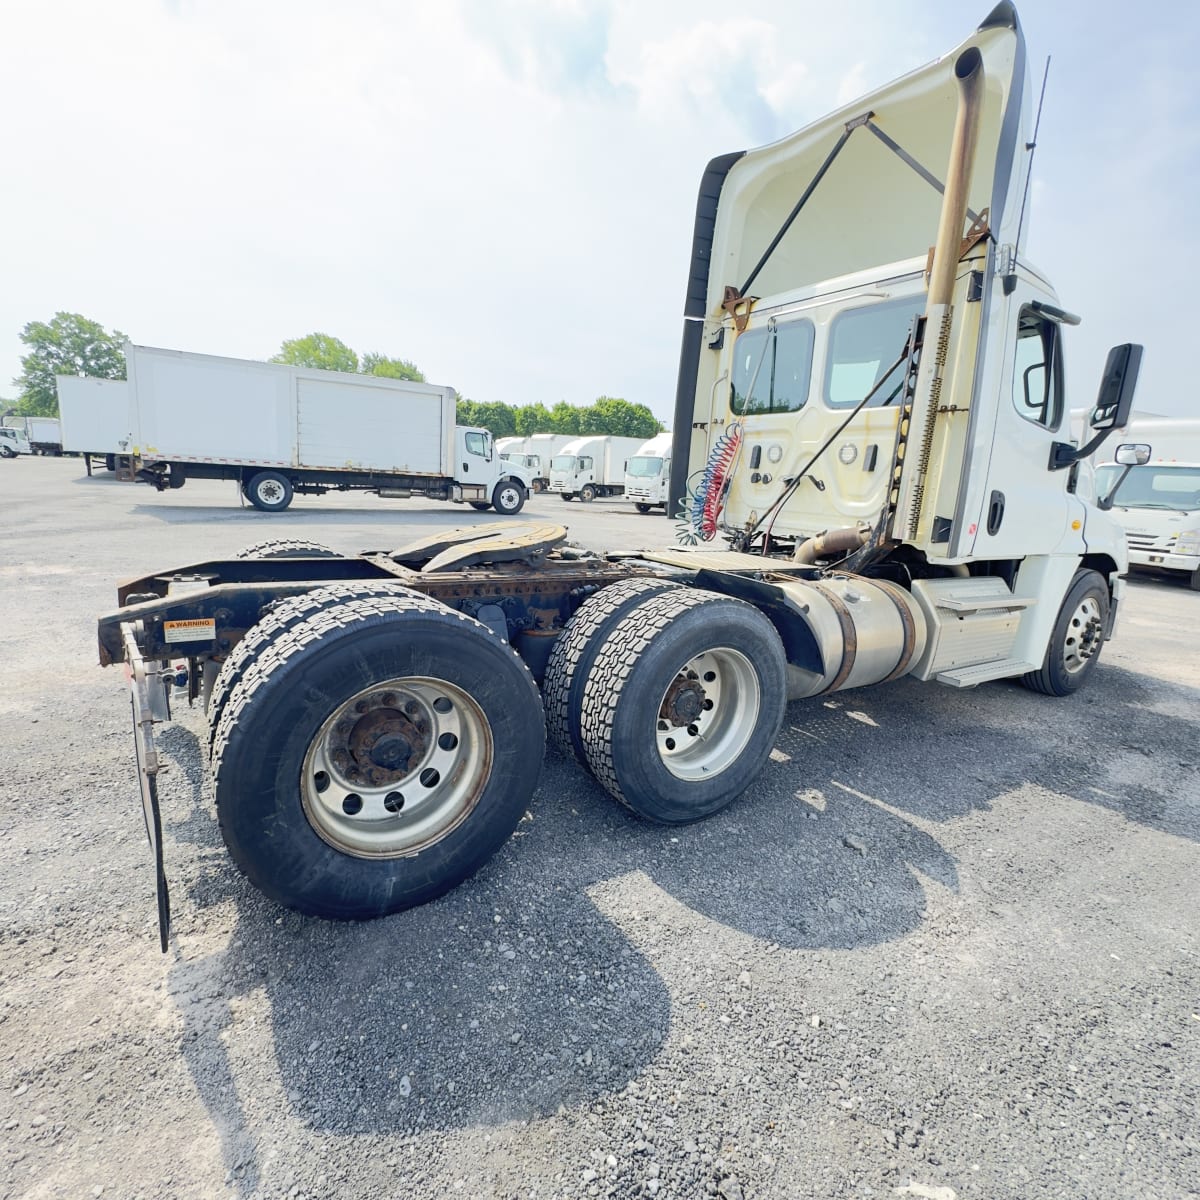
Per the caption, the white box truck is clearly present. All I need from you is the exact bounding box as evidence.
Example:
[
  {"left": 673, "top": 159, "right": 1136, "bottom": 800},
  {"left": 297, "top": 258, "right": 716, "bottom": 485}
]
[
  {"left": 120, "top": 344, "right": 534, "bottom": 514},
  {"left": 624, "top": 432, "right": 673, "bottom": 513},
  {"left": 497, "top": 433, "right": 575, "bottom": 491},
  {"left": 98, "top": 6, "right": 1150, "bottom": 946},
  {"left": 2, "top": 415, "right": 61, "bottom": 455},
  {"left": 1091, "top": 422, "right": 1200, "bottom": 591},
  {"left": 57, "top": 376, "right": 134, "bottom": 470},
  {"left": 548, "top": 435, "right": 645, "bottom": 501}
]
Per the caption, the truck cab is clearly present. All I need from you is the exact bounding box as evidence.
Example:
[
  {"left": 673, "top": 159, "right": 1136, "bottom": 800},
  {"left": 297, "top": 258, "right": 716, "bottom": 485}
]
[
  {"left": 625, "top": 432, "right": 673, "bottom": 512},
  {"left": 0, "top": 426, "right": 31, "bottom": 457}
]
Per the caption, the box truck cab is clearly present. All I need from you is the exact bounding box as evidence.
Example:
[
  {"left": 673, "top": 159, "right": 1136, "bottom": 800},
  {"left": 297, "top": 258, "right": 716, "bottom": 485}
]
[
  {"left": 497, "top": 434, "right": 574, "bottom": 491},
  {"left": 0, "top": 426, "right": 31, "bottom": 457},
  {"left": 550, "top": 435, "right": 644, "bottom": 501},
  {"left": 625, "top": 432, "right": 673, "bottom": 513},
  {"left": 1096, "top": 458, "right": 1200, "bottom": 590}
]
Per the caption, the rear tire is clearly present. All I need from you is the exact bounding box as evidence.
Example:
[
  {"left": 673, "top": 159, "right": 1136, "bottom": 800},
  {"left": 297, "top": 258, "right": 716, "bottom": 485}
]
[
  {"left": 207, "top": 581, "right": 421, "bottom": 756},
  {"left": 543, "top": 576, "right": 681, "bottom": 766},
  {"left": 491, "top": 481, "right": 525, "bottom": 515},
  {"left": 578, "top": 589, "right": 787, "bottom": 823},
  {"left": 235, "top": 539, "right": 339, "bottom": 559},
  {"left": 245, "top": 470, "right": 294, "bottom": 512},
  {"left": 212, "top": 594, "right": 545, "bottom": 919},
  {"left": 1022, "top": 568, "right": 1109, "bottom": 696}
]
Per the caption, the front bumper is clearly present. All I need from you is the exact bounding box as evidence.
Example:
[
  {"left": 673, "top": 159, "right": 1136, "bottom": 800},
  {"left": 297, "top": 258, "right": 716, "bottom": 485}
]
[{"left": 1128, "top": 548, "right": 1199, "bottom": 574}]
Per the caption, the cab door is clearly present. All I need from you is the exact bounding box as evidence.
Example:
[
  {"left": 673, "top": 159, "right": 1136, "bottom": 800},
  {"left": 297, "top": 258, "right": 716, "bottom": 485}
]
[{"left": 971, "top": 286, "right": 1084, "bottom": 559}]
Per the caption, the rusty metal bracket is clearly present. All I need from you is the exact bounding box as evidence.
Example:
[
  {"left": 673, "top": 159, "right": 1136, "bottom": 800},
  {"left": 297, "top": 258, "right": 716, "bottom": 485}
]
[
  {"left": 925, "top": 207, "right": 991, "bottom": 282},
  {"left": 721, "top": 285, "right": 756, "bottom": 333}
]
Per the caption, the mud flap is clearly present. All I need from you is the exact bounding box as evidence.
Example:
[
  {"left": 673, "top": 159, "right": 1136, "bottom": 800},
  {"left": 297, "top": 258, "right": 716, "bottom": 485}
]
[{"left": 123, "top": 622, "right": 172, "bottom": 952}]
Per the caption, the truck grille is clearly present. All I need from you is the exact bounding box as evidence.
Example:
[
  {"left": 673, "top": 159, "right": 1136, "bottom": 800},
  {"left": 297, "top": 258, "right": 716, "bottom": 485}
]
[{"left": 1126, "top": 532, "right": 1176, "bottom": 552}]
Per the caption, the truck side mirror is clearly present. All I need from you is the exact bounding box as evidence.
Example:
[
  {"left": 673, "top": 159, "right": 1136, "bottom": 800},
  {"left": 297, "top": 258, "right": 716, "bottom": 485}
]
[
  {"left": 1097, "top": 442, "right": 1151, "bottom": 510},
  {"left": 1048, "top": 342, "right": 1144, "bottom": 471}
]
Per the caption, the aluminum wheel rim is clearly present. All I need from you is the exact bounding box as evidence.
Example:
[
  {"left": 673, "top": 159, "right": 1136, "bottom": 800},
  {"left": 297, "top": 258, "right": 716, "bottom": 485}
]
[
  {"left": 655, "top": 648, "right": 760, "bottom": 781},
  {"left": 301, "top": 676, "right": 492, "bottom": 858},
  {"left": 1063, "top": 595, "right": 1103, "bottom": 674}
]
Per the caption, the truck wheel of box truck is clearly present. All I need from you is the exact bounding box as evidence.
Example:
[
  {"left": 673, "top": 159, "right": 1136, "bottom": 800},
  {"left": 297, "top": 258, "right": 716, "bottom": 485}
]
[
  {"left": 580, "top": 484, "right": 597, "bottom": 503},
  {"left": 0, "top": 446, "right": 13, "bottom": 459},
  {"left": 1021, "top": 569, "right": 1110, "bottom": 697},
  {"left": 245, "top": 470, "right": 294, "bottom": 512},
  {"left": 1191, "top": 565, "right": 1200, "bottom": 592},
  {"left": 211, "top": 593, "right": 545, "bottom": 919},
  {"left": 635, "top": 503, "right": 653, "bottom": 514},
  {"left": 469, "top": 501, "right": 492, "bottom": 512},
  {"left": 577, "top": 588, "right": 787, "bottom": 824},
  {"left": 491, "top": 481, "right": 525, "bottom": 515}
]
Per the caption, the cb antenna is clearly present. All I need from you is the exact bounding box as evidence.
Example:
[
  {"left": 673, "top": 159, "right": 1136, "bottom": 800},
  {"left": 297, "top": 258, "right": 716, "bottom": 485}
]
[{"left": 1013, "top": 55, "right": 1051, "bottom": 256}]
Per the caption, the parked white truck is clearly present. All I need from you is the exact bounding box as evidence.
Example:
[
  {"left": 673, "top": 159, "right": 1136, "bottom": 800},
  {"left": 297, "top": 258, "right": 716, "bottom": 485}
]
[
  {"left": 57, "top": 376, "right": 134, "bottom": 470},
  {"left": 624, "top": 431, "right": 673, "bottom": 513},
  {"left": 2, "top": 415, "right": 62, "bottom": 455},
  {"left": 1095, "top": 454, "right": 1200, "bottom": 590},
  {"left": 497, "top": 433, "right": 575, "bottom": 491},
  {"left": 549, "top": 435, "right": 645, "bottom": 501},
  {"left": 98, "top": 5, "right": 1147, "bottom": 949},
  {"left": 0, "top": 426, "right": 31, "bottom": 457},
  {"left": 118, "top": 344, "right": 534, "bottom": 513}
]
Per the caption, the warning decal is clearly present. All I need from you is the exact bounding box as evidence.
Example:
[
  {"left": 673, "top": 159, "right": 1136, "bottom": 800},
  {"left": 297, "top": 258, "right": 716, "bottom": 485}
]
[{"left": 163, "top": 618, "right": 217, "bottom": 644}]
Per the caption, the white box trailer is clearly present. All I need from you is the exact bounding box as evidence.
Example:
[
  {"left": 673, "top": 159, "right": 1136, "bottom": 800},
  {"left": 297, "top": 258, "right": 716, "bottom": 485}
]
[
  {"left": 548, "top": 435, "right": 646, "bottom": 500},
  {"left": 624, "top": 431, "right": 673, "bottom": 512},
  {"left": 121, "top": 344, "right": 533, "bottom": 513},
  {"left": 57, "top": 376, "right": 134, "bottom": 467}
]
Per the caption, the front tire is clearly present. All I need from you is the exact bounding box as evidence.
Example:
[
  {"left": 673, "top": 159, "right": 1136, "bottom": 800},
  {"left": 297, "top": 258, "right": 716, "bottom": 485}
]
[
  {"left": 469, "top": 501, "right": 492, "bottom": 512},
  {"left": 245, "top": 470, "right": 294, "bottom": 512},
  {"left": 1022, "top": 568, "right": 1109, "bottom": 696},
  {"left": 0, "top": 446, "right": 14, "bottom": 459},
  {"left": 635, "top": 503, "right": 653, "bottom": 514},
  {"left": 212, "top": 594, "right": 545, "bottom": 918},
  {"left": 580, "top": 484, "right": 597, "bottom": 503},
  {"left": 578, "top": 588, "right": 787, "bottom": 823},
  {"left": 491, "top": 480, "right": 525, "bottom": 515}
]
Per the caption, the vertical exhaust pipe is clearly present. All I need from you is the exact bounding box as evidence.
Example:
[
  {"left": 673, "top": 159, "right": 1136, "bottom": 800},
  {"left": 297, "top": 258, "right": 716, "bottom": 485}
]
[
  {"left": 927, "top": 47, "right": 986, "bottom": 307},
  {"left": 893, "top": 47, "right": 986, "bottom": 542}
]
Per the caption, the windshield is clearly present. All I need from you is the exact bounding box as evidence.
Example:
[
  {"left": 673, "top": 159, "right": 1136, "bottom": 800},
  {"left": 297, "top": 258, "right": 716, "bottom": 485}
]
[
  {"left": 626, "top": 456, "right": 664, "bottom": 478},
  {"left": 1095, "top": 464, "right": 1200, "bottom": 511},
  {"left": 551, "top": 455, "right": 576, "bottom": 471}
]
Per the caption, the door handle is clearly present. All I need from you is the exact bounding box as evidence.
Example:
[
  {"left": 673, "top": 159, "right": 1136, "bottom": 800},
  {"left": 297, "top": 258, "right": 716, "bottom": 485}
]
[
  {"left": 462, "top": 462, "right": 468, "bottom": 472},
  {"left": 987, "top": 490, "right": 1005, "bottom": 535}
]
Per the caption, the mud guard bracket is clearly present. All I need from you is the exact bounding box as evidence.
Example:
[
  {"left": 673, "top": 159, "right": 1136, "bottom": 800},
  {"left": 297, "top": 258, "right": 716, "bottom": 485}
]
[{"left": 122, "top": 622, "right": 172, "bottom": 953}]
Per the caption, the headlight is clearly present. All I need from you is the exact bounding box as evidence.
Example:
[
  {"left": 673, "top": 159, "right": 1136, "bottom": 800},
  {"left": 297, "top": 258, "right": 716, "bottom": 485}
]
[{"left": 1175, "top": 529, "right": 1200, "bottom": 556}]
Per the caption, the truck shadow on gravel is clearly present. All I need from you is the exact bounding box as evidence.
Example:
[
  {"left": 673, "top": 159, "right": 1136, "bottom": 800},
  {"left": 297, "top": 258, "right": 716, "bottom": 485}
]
[{"left": 151, "top": 660, "right": 1198, "bottom": 1188}]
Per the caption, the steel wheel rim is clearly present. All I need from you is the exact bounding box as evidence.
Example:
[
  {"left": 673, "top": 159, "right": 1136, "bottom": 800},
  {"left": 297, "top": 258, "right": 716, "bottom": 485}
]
[
  {"left": 257, "top": 479, "right": 285, "bottom": 505},
  {"left": 301, "top": 676, "right": 493, "bottom": 857},
  {"left": 497, "top": 485, "right": 521, "bottom": 510},
  {"left": 654, "top": 648, "right": 760, "bottom": 781},
  {"left": 1063, "top": 595, "right": 1103, "bottom": 674}
]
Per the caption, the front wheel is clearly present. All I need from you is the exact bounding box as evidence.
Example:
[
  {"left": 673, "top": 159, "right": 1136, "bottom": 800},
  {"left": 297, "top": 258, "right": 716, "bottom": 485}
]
[
  {"left": 578, "top": 588, "right": 787, "bottom": 823},
  {"left": 0, "top": 446, "right": 14, "bottom": 459},
  {"left": 1022, "top": 568, "right": 1109, "bottom": 696},
  {"left": 245, "top": 470, "right": 294, "bottom": 512},
  {"left": 1190, "top": 565, "right": 1200, "bottom": 592},
  {"left": 634, "top": 503, "right": 653, "bottom": 514},
  {"left": 212, "top": 594, "right": 545, "bottom": 918},
  {"left": 469, "top": 501, "right": 492, "bottom": 512},
  {"left": 579, "top": 484, "right": 597, "bottom": 503},
  {"left": 491, "top": 480, "right": 525, "bottom": 515},
  {"left": 532, "top": 479, "right": 545, "bottom": 493}
]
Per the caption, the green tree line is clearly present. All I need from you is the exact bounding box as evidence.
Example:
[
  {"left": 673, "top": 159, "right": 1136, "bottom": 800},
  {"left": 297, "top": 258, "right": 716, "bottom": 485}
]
[{"left": 10, "top": 315, "right": 664, "bottom": 438}]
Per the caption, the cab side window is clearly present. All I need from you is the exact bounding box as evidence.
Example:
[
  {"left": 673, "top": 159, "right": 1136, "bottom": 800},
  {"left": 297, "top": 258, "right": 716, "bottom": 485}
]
[
  {"left": 1012, "top": 308, "right": 1064, "bottom": 429},
  {"left": 465, "top": 432, "right": 488, "bottom": 456},
  {"left": 578, "top": 456, "right": 593, "bottom": 471}
]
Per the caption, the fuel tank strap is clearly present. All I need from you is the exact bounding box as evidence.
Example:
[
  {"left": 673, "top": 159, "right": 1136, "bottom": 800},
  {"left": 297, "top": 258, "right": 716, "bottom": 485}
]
[
  {"left": 808, "top": 581, "right": 857, "bottom": 694},
  {"left": 869, "top": 577, "right": 921, "bottom": 683}
]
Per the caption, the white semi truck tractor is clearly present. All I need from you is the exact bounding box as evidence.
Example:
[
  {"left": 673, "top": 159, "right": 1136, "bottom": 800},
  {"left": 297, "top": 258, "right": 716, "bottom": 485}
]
[{"left": 98, "top": 3, "right": 1144, "bottom": 949}]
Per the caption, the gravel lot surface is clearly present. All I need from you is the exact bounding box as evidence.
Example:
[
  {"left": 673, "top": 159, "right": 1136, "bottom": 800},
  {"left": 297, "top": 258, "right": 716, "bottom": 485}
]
[{"left": 1, "top": 457, "right": 1197, "bottom": 1200}]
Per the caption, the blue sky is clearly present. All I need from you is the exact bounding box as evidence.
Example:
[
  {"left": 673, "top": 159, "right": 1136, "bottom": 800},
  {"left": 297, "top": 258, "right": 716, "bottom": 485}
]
[{"left": 1, "top": 0, "right": 1195, "bottom": 419}]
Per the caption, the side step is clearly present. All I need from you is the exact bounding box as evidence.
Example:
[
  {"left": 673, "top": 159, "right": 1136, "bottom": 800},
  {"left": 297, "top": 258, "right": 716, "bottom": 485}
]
[{"left": 936, "top": 658, "right": 1037, "bottom": 688}]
